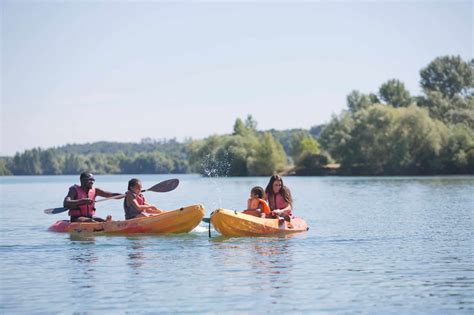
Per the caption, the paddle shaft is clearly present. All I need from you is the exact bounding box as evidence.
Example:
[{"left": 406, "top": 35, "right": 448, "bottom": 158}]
[
  {"left": 43, "top": 178, "right": 179, "bottom": 215},
  {"left": 45, "top": 191, "right": 139, "bottom": 214}
]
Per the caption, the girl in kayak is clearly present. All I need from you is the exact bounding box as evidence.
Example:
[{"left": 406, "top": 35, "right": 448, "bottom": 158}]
[
  {"left": 265, "top": 175, "right": 293, "bottom": 228},
  {"left": 243, "top": 186, "right": 271, "bottom": 218},
  {"left": 124, "top": 178, "right": 164, "bottom": 220}
]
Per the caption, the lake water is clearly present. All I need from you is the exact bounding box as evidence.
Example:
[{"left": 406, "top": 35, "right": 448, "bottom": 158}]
[{"left": 0, "top": 174, "right": 473, "bottom": 313}]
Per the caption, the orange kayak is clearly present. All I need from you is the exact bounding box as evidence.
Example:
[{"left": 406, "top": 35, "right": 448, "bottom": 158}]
[
  {"left": 48, "top": 204, "right": 205, "bottom": 235},
  {"left": 210, "top": 208, "right": 309, "bottom": 237}
]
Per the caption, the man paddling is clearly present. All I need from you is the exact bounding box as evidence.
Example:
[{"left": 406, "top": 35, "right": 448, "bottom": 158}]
[{"left": 63, "top": 172, "right": 123, "bottom": 222}]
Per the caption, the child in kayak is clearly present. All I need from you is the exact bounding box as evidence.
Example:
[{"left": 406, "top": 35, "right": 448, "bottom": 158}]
[
  {"left": 265, "top": 175, "right": 293, "bottom": 228},
  {"left": 242, "top": 186, "right": 271, "bottom": 218},
  {"left": 124, "top": 178, "right": 164, "bottom": 220}
]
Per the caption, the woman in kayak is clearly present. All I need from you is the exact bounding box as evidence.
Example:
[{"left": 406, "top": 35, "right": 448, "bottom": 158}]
[
  {"left": 124, "top": 178, "right": 164, "bottom": 220},
  {"left": 265, "top": 175, "right": 293, "bottom": 227},
  {"left": 243, "top": 186, "right": 271, "bottom": 218}
]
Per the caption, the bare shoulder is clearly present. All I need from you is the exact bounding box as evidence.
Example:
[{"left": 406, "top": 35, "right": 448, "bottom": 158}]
[{"left": 66, "top": 186, "right": 77, "bottom": 198}]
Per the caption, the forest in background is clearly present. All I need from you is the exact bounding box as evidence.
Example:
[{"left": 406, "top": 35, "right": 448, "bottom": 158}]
[{"left": 1, "top": 55, "right": 472, "bottom": 176}]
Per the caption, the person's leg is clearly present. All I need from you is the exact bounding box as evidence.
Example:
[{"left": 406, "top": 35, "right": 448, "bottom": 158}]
[
  {"left": 283, "top": 215, "right": 293, "bottom": 228},
  {"left": 71, "top": 216, "right": 94, "bottom": 222},
  {"left": 242, "top": 209, "right": 260, "bottom": 217},
  {"left": 145, "top": 209, "right": 163, "bottom": 215}
]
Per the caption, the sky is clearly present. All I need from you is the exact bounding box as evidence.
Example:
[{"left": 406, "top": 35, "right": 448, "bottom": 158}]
[{"left": 1, "top": 0, "right": 472, "bottom": 156}]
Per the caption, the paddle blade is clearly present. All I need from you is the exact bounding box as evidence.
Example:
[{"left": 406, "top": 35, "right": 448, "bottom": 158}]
[
  {"left": 44, "top": 207, "right": 69, "bottom": 215},
  {"left": 202, "top": 217, "right": 210, "bottom": 223},
  {"left": 146, "top": 178, "right": 179, "bottom": 193}
]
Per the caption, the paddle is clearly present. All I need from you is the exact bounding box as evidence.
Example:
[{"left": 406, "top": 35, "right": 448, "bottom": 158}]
[{"left": 43, "top": 178, "right": 180, "bottom": 215}]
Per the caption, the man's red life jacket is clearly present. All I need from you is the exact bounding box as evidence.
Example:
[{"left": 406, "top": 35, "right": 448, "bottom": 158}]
[{"left": 68, "top": 185, "right": 96, "bottom": 217}]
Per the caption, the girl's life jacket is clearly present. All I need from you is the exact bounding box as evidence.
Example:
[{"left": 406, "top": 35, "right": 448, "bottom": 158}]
[{"left": 124, "top": 191, "right": 145, "bottom": 220}]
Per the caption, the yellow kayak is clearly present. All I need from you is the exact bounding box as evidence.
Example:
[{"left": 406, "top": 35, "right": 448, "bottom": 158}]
[
  {"left": 210, "top": 208, "right": 309, "bottom": 237},
  {"left": 48, "top": 204, "right": 205, "bottom": 235}
]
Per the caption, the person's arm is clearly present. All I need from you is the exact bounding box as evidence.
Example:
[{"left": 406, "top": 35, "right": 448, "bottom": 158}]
[
  {"left": 248, "top": 198, "right": 261, "bottom": 210},
  {"left": 63, "top": 188, "right": 93, "bottom": 209},
  {"left": 247, "top": 198, "right": 252, "bottom": 210},
  {"left": 95, "top": 188, "right": 124, "bottom": 199},
  {"left": 271, "top": 204, "right": 292, "bottom": 216},
  {"left": 127, "top": 194, "right": 159, "bottom": 213},
  {"left": 143, "top": 201, "right": 161, "bottom": 212}
]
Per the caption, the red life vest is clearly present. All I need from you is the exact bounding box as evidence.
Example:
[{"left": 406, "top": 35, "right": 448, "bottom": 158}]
[
  {"left": 268, "top": 194, "right": 292, "bottom": 216},
  {"left": 123, "top": 191, "right": 146, "bottom": 220},
  {"left": 68, "top": 185, "right": 96, "bottom": 217},
  {"left": 134, "top": 192, "right": 145, "bottom": 205}
]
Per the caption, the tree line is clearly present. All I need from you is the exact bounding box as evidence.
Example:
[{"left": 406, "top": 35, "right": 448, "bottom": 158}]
[
  {"left": 319, "top": 55, "right": 473, "bottom": 175},
  {"left": 1, "top": 55, "right": 472, "bottom": 176}
]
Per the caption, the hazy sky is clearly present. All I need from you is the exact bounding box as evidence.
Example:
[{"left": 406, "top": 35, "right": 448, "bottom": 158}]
[{"left": 1, "top": 0, "right": 472, "bottom": 156}]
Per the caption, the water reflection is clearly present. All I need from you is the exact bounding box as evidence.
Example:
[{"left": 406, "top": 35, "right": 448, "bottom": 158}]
[
  {"left": 68, "top": 235, "right": 98, "bottom": 290},
  {"left": 126, "top": 237, "right": 146, "bottom": 273},
  {"left": 250, "top": 239, "right": 292, "bottom": 272},
  {"left": 69, "top": 234, "right": 96, "bottom": 243},
  {"left": 209, "top": 236, "right": 295, "bottom": 300},
  {"left": 250, "top": 238, "right": 294, "bottom": 301}
]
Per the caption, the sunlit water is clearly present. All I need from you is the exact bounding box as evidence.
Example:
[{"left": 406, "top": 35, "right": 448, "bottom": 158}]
[{"left": 1, "top": 175, "right": 473, "bottom": 313}]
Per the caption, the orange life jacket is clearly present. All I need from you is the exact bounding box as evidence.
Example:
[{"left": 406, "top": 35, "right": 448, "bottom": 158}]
[{"left": 257, "top": 198, "right": 271, "bottom": 215}]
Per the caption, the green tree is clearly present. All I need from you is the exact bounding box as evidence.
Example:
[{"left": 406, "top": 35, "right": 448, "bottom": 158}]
[
  {"left": 88, "top": 154, "right": 121, "bottom": 174},
  {"left": 294, "top": 151, "right": 332, "bottom": 175},
  {"left": 120, "top": 152, "right": 174, "bottom": 174},
  {"left": 345, "top": 105, "right": 396, "bottom": 174},
  {"left": 233, "top": 118, "right": 247, "bottom": 136},
  {"left": 347, "top": 90, "right": 376, "bottom": 113},
  {"left": 319, "top": 112, "right": 354, "bottom": 162},
  {"left": 244, "top": 115, "right": 258, "bottom": 131},
  {"left": 248, "top": 132, "right": 287, "bottom": 176},
  {"left": 233, "top": 115, "right": 258, "bottom": 137},
  {"left": 440, "top": 124, "right": 474, "bottom": 173},
  {"left": 40, "top": 149, "right": 62, "bottom": 175},
  {"left": 0, "top": 158, "right": 12, "bottom": 175},
  {"left": 320, "top": 105, "right": 450, "bottom": 174},
  {"left": 388, "top": 105, "right": 448, "bottom": 174},
  {"left": 63, "top": 154, "right": 87, "bottom": 174},
  {"left": 11, "top": 149, "right": 42, "bottom": 175},
  {"left": 418, "top": 91, "right": 474, "bottom": 127},
  {"left": 186, "top": 135, "right": 229, "bottom": 176},
  {"left": 379, "top": 79, "right": 412, "bottom": 107},
  {"left": 309, "top": 125, "right": 324, "bottom": 138},
  {"left": 290, "top": 132, "right": 320, "bottom": 164},
  {"left": 420, "top": 55, "right": 473, "bottom": 98},
  {"left": 268, "top": 128, "right": 312, "bottom": 156}
]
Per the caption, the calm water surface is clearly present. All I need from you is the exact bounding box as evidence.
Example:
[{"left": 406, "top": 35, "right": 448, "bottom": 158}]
[{"left": 0, "top": 175, "right": 473, "bottom": 313}]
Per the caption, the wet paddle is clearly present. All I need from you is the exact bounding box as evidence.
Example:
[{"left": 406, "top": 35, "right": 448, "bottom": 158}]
[{"left": 43, "top": 178, "right": 180, "bottom": 215}]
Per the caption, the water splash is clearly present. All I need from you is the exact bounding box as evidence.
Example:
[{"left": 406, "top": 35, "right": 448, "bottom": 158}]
[
  {"left": 200, "top": 152, "right": 232, "bottom": 211},
  {"left": 200, "top": 152, "right": 231, "bottom": 177}
]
